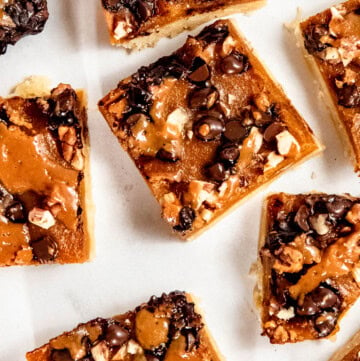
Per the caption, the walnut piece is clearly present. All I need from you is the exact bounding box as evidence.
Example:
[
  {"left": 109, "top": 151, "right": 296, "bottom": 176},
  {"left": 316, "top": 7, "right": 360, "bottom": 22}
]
[
  {"left": 273, "top": 245, "right": 304, "bottom": 274},
  {"left": 346, "top": 203, "right": 360, "bottom": 224},
  {"left": 28, "top": 208, "right": 55, "bottom": 229}
]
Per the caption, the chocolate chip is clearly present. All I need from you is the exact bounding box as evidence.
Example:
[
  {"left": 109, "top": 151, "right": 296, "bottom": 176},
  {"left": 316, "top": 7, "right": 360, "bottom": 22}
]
[
  {"left": 326, "top": 197, "right": 352, "bottom": 217},
  {"left": 5, "top": 201, "right": 26, "bottom": 223},
  {"left": 296, "top": 294, "right": 320, "bottom": 316},
  {"left": 337, "top": 84, "right": 360, "bottom": 108},
  {"left": 105, "top": 323, "right": 129, "bottom": 347},
  {"left": 50, "top": 349, "right": 73, "bottom": 361},
  {"left": 31, "top": 236, "right": 58, "bottom": 263},
  {"left": 294, "top": 205, "right": 310, "bottom": 232},
  {"left": 263, "top": 122, "right": 285, "bottom": 143},
  {"left": 218, "top": 144, "right": 240, "bottom": 166},
  {"left": 146, "top": 355, "right": 160, "bottom": 361},
  {"left": 188, "top": 64, "right": 210, "bottom": 83},
  {"left": 223, "top": 120, "right": 248, "bottom": 143},
  {"left": 135, "top": 0, "right": 153, "bottom": 22},
  {"left": 312, "top": 286, "right": 339, "bottom": 309},
  {"left": 193, "top": 116, "right": 224, "bottom": 141},
  {"left": 303, "top": 24, "right": 330, "bottom": 54},
  {"left": 314, "top": 312, "right": 338, "bottom": 337},
  {"left": 355, "top": 7, "right": 360, "bottom": 15},
  {"left": 156, "top": 148, "right": 179, "bottom": 162},
  {"left": 102, "top": 0, "right": 122, "bottom": 12},
  {"left": 174, "top": 206, "right": 195, "bottom": 232},
  {"left": 189, "top": 88, "right": 218, "bottom": 110},
  {"left": 206, "top": 162, "right": 228, "bottom": 182},
  {"left": 220, "top": 52, "right": 250, "bottom": 75},
  {"left": 197, "top": 23, "right": 229, "bottom": 45}
]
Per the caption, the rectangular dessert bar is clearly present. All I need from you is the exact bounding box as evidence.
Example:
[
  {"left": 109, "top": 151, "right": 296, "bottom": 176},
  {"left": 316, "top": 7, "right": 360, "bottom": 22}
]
[
  {"left": 101, "top": 0, "right": 266, "bottom": 49},
  {"left": 329, "top": 329, "right": 360, "bottom": 361},
  {"left": 299, "top": 0, "right": 360, "bottom": 173},
  {"left": 26, "top": 291, "right": 223, "bottom": 361},
  {"left": 0, "top": 78, "right": 92, "bottom": 266},
  {"left": 99, "top": 19, "right": 322, "bottom": 240},
  {"left": 256, "top": 193, "right": 360, "bottom": 343}
]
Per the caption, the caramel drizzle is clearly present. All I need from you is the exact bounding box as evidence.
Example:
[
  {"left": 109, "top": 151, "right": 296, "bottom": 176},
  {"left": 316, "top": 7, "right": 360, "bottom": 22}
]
[{"left": 289, "top": 224, "right": 360, "bottom": 300}]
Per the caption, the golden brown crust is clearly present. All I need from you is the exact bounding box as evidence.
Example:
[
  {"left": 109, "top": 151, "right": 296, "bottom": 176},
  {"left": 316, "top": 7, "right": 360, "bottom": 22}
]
[{"left": 329, "top": 330, "right": 360, "bottom": 361}]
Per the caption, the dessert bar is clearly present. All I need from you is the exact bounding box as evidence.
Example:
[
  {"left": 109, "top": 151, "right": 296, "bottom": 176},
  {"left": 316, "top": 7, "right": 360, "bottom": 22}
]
[
  {"left": 0, "top": 0, "right": 49, "bottom": 55},
  {"left": 329, "top": 329, "right": 360, "bottom": 361},
  {"left": 99, "top": 19, "right": 322, "bottom": 240},
  {"left": 101, "top": 0, "right": 265, "bottom": 49},
  {"left": 0, "top": 79, "right": 92, "bottom": 266},
  {"left": 256, "top": 193, "right": 360, "bottom": 343},
  {"left": 26, "top": 291, "right": 223, "bottom": 361},
  {"left": 300, "top": 0, "right": 360, "bottom": 173}
]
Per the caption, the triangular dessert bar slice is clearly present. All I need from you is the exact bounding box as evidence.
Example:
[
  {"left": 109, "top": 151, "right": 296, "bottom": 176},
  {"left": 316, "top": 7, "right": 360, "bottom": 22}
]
[
  {"left": 256, "top": 193, "right": 360, "bottom": 343},
  {"left": 100, "top": 0, "right": 266, "bottom": 49},
  {"left": 26, "top": 291, "right": 223, "bottom": 361},
  {"left": 0, "top": 78, "right": 92, "bottom": 266},
  {"left": 99, "top": 19, "right": 322, "bottom": 240},
  {"left": 299, "top": 0, "right": 360, "bottom": 173}
]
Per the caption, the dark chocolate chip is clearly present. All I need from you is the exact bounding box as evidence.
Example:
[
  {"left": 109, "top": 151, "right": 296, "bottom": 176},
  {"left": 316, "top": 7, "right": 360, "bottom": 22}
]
[
  {"left": 102, "top": 0, "right": 122, "bottom": 12},
  {"left": 220, "top": 52, "right": 250, "bottom": 75},
  {"left": 196, "top": 23, "right": 229, "bottom": 45},
  {"left": 156, "top": 148, "right": 179, "bottom": 162},
  {"left": 337, "top": 84, "right": 360, "bottom": 108},
  {"left": 50, "top": 349, "right": 73, "bottom": 361},
  {"left": 314, "top": 312, "right": 338, "bottom": 337},
  {"left": 174, "top": 206, "right": 195, "bottom": 232},
  {"left": 312, "top": 286, "right": 339, "bottom": 309},
  {"left": 193, "top": 116, "right": 224, "bottom": 141},
  {"left": 5, "top": 201, "right": 26, "bottom": 223},
  {"left": 206, "top": 162, "right": 228, "bottom": 182},
  {"left": 296, "top": 294, "right": 320, "bottom": 316},
  {"left": 294, "top": 205, "right": 310, "bottom": 232},
  {"left": 218, "top": 144, "right": 240, "bottom": 166},
  {"left": 189, "top": 87, "right": 218, "bottom": 110},
  {"left": 355, "top": 7, "right": 360, "bottom": 15},
  {"left": 146, "top": 356, "right": 160, "bottom": 361},
  {"left": 303, "top": 24, "right": 330, "bottom": 54},
  {"left": 31, "top": 236, "right": 58, "bottom": 263},
  {"left": 105, "top": 323, "right": 129, "bottom": 347},
  {"left": 263, "top": 122, "right": 285, "bottom": 143},
  {"left": 223, "top": 120, "right": 248, "bottom": 143},
  {"left": 136, "top": 0, "right": 153, "bottom": 22},
  {"left": 188, "top": 64, "right": 210, "bottom": 83},
  {"left": 326, "top": 197, "right": 352, "bottom": 217}
]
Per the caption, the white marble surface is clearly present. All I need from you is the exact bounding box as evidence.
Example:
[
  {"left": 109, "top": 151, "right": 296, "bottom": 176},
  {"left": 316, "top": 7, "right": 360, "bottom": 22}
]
[{"left": 0, "top": 0, "right": 359, "bottom": 360}]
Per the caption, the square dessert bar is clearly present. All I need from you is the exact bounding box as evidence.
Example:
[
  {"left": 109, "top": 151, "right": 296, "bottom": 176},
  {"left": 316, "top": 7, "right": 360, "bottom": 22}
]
[
  {"left": 26, "top": 291, "right": 223, "bottom": 361},
  {"left": 0, "top": 80, "right": 92, "bottom": 266},
  {"left": 256, "top": 193, "right": 360, "bottom": 344},
  {"left": 329, "top": 329, "right": 360, "bottom": 361},
  {"left": 0, "top": 0, "right": 49, "bottom": 55},
  {"left": 99, "top": 20, "right": 322, "bottom": 240},
  {"left": 300, "top": 0, "right": 360, "bottom": 173},
  {"left": 101, "top": 0, "right": 265, "bottom": 49}
]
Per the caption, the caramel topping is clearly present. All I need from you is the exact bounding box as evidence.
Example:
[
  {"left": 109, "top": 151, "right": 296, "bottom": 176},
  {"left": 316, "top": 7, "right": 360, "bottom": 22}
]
[
  {"left": 164, "top": 336, "right": 203, "bottom": 361},
  {"left": 135, "top": 309, "right": 169, "bottom": 350},
  {"left": 0, "top": 123, "right": 79, "bottom": 230},
  {"left": 289, "top": 224, "right": 360, "bottom": 300}
]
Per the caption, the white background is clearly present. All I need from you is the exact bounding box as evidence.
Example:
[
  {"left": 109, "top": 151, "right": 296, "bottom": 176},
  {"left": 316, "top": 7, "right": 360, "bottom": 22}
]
[{"left": 0, "top": 0, "right": 359, "bottom": 360}]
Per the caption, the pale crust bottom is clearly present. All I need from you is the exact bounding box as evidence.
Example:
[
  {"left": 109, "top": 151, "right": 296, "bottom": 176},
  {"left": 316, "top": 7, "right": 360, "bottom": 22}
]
[
  {"left": 329, "top": 330, "right": 360, "bottom": 361},
  {"left": 295, "top": 26, "right": 359, "bottom": 174},
  {"left": 109, "top": 1, "right": 266, "bottom": 50},
  {"left": 11, "top": 76, "right": 94, "bottom": 262}
]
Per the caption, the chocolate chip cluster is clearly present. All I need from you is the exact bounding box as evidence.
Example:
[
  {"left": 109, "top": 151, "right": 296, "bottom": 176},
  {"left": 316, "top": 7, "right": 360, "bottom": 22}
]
[
  {"left": 48, "top": 291, "right": 203, "bottom": 361},
  {"left": 302, "top": 9, "right": 360, "bottom": 108},
  {"left": 0, "top": 0, "right": 49, "bottom": 54},
  {"left": 265, "top": 194, "right": 357, "bottom": 338}
]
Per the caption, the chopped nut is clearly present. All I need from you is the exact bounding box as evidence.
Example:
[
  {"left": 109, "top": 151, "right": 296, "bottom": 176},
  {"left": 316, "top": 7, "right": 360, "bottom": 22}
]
[
  {"left": 127, "top": 340, "right": 145, "bottom": 356},
  {"left": 352, "top": 264, "right": 360, "bottom": 286},
  {"left": 58, "top": 126, "right": 76, "bottom": 145},
  {"left": 338, "top": 36, "right": 360, "bottom": 67},
  {"left": 71, "top": 149, "right": 85, "bottom": 171},
  {"left": 114, "top": 18, "right": 133, "bottom": 40},
  {"left": 264, "top": 151, "right": 284, "bottom": 171},
  {"left": 276, "top": 307, "right": 295, "bottom": 320},
  {"left": 276, "top": 130, "right": 300, "bottom": 156},
  {"left": 273, "top": 245, "right": 304, "bottom": 274},
  {"left": 272, "top": 325, "right": 290, "bottom": 343},
  {"left": 91, "top": 341, "right": 110, "bottom": 361},
  {"left": 200, "top": 208, "right": 213, "bottom": 223},
  {"left": 319, "top": 47, "right": 340, "bottom": 63},
  {"left": 221, "top": 35, "right": 236, "bottom": 57},
  {"left": 309, "top": 214, "right": 329, "bottom": 235},
  {"left": 248, "top": 127, "right": 263, "bottom": 154},
  {"left": 253, "top": 93, "right": 270, "bottom": 112},
  {"left": 165, "top": 108, "right": 189, "bottom": 137},
  {"left": 28, "top": 208, "right": 55, "bottom": 229},
  {"left": 183, "top": 181, "right": 214, "bottom": 210},
  {"left": 346, "top": 203, "right": 360, "bottom": 224}
]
